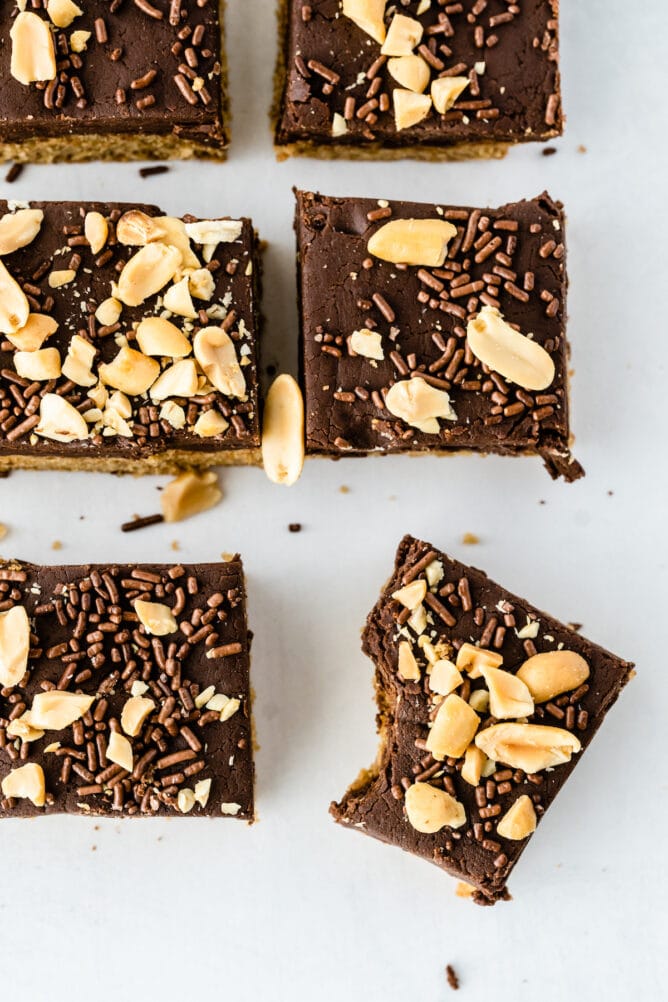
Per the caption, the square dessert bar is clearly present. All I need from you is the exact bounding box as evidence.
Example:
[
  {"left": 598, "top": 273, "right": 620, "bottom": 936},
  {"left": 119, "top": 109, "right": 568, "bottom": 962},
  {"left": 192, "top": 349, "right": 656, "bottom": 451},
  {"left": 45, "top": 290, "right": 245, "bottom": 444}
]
[
  {"left": 0, "top": 1, "right": 228, "bottom": 163},
  {"left": 296, "top": 189, "right": 582, "bottom": 481},
  {"left": 275, "top": 1, "right": 562, "bottom": 160},
  {"left": 0, "top": 557, "right": 254, "bottom": 819},
  {"left": 0, "top": 199, "right": 261, "bottom": 474},
  {"left": 331, "top": 536, "right": 634, "bottom": 903}
]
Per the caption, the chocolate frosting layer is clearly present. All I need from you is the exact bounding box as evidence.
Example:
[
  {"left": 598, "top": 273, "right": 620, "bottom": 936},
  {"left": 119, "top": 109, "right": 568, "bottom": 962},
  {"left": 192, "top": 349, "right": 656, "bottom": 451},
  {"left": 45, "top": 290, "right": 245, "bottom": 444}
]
[
  {"left": 0, "top": 558, "right": 254, "bottom": 819},
  {"left": 0, "top": 199, "right": 260, "bottom": 463},
  {"left": 277, "top": 0, "right": 562, "bottom": 149},
  {"left": 296, "top": 189, "right": 582, "bottom": 480},
  {"left": 0, "top": 1, "right": 226, "bottom": 149}
]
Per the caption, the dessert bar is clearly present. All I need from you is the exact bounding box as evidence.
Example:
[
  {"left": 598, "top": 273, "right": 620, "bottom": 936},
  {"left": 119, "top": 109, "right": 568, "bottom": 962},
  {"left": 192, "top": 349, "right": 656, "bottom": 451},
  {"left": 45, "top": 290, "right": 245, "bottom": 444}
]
[
  {"left": 0, "top": 199, "right": 261, "bottom": 474},
  {"left": 0, "top": 1, "right": 229, "bottom": 162},
  {"left": 296, "top": 189, "right": 582, "bottom": 481},
  {"left": 275, "top": 0, "right": 562, "bottom": 160},
  {"left": 0, "top": 556, "right": 254, "bottom": 819},
  {"left": 331, "top": 536, "right": 634, "bottom": 903}
]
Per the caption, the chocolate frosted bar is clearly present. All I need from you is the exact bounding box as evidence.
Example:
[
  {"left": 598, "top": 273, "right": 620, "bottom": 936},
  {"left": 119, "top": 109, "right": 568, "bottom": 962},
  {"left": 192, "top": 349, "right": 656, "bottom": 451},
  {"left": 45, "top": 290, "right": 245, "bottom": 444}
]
[
  {"left": 0, "top": 557, "right": 254, "bottom": 819},
  {"left": 275, "top": 1, "right": 562, "bottom": 160},
  {"left": 331, "top": 536, "right": 634, "bottom": 903},
  {"left": 296, "top": 189, "right": 582, "bottom": 481},
  {"left": 0, "top": 1, "right": 228, "bottom": 163},
  {"left": 0, "top": 199, "right": 261, "bottom": 474}
]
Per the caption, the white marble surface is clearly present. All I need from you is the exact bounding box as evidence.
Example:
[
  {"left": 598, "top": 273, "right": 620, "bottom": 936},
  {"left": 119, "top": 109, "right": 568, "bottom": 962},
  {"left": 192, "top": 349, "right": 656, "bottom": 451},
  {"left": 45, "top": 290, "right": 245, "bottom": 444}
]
[{"left": 0, "top": 1, "right": 664, "bottom": 999}]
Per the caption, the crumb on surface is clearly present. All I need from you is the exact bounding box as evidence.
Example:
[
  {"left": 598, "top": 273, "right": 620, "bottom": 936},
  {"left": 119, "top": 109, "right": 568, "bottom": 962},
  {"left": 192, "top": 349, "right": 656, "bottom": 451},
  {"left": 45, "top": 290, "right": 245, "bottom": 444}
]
[
  {"left": 542, "top": 146, "right": 557, "bottom": 156},
  {"left": 339, "top": 485, "right": 350, "bottom": 494},
  {"left": 51, "top": 540, "right": 63, "bottom": 551},
  {"left": 461, "top": 532, "right": 480, "bottom": 545},
  {"left": 288, "top": 523, "right": 302, "bottom": 533},
  {"left": 577, "top": 144, "right": 587, "bottom": 153},
  {"left": 170, "top": 540, "right": 181, "bottom": 551},
  {"left": 0, "top": 523, "right": 8, "bottom": 541},
  {"left": 446, "top": 964, "right": 460, "bottom": 990}
]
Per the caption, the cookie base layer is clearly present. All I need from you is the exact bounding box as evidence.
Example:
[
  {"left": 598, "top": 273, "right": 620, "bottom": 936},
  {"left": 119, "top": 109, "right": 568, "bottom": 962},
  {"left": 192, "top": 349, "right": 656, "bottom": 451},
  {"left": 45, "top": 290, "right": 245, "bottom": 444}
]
[
  {"left": 305, "top": 446, "right": 583, "bottom": 484},
  {"left": 274, "top": 139, "right": 510, "bottom": 162},
  {"left": 0, "top": 133, "right": 229, "bottom": 165},
  {"left": 0, "top": 447, "right": 261, "bottom": 476}
]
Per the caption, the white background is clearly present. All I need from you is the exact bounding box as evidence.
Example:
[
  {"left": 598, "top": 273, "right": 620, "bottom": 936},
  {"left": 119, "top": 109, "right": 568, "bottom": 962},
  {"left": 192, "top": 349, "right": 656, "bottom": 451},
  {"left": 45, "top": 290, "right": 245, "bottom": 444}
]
[{"left": 0, "top": 1, "right": 665, "bottom": 999}]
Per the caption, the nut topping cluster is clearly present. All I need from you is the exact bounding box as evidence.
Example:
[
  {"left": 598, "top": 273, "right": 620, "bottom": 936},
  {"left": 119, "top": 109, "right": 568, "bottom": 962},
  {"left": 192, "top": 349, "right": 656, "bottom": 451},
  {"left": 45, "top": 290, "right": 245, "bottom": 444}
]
[
  {"left": 389, "top": 550, "right": 592, "bottom": 848},
  {"left": 363, "top": 220, "right": 556, "bottom": 409},
  {"left": 334, "top": 201, "right": 559, "bottom": 439},
  {"left": 340, "top": 2, "right": 483, "bottom": 133},
  {"left": 0, "top": 202, "right": 258, "bottom": 455}
]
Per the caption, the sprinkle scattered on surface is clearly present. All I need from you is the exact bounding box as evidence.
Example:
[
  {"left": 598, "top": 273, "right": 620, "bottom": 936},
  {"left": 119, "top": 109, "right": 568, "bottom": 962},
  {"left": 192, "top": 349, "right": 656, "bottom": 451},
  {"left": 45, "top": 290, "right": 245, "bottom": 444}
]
[
  {"left": 121, "top": 513, "right": 165, "bottom": 533},
  {"left": 139, "top": 165, "right": 170, "bottom": 178},
  {"left": 4, "top": 163, "right": 24, "bottom": 183}
]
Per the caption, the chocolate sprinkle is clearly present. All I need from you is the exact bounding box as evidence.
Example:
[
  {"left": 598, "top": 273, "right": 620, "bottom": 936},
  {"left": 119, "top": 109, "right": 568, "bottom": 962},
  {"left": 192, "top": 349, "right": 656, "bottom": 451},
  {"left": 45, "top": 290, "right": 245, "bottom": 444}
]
[
  {"left": 4, "top": 163, "right": 24, "bottom": 184},
  {"left": 121, "top": 514, "right": 165, "bottom": 534},
  {"left": 139, "top": 165, "right": 171, "bottom": 178}
]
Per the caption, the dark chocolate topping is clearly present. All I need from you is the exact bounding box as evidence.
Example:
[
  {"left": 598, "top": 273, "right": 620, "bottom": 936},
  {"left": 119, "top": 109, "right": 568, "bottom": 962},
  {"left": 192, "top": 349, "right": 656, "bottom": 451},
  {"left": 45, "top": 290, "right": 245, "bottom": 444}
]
[
  {"left": 0, "top": 199, "right": 261, "bottom": 462},
  {"left": 296, "top": 189, "right": 582, "bottom": 480},
  {"left": 277, "top": 0, "right": 562, "bottom": 149},
  {"left": 0, "top": 557, "right": 254, "bottom": 819},
  {"left": 0, "top": 1, "right": 226, "bottom": 149}
]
